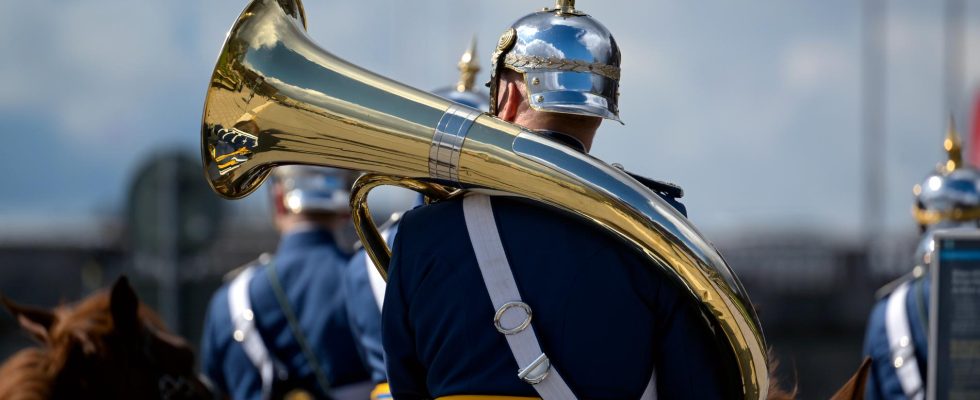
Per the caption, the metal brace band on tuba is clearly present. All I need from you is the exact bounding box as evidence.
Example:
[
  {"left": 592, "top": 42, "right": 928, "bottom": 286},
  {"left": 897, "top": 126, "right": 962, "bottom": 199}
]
[{"left": 429, "top": 105, "right": 481, "bottom": 184}]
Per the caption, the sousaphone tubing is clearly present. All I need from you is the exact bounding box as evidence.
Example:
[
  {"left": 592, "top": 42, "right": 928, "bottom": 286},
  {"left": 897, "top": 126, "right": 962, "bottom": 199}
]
[{"left": 200, "top": 0, "right": 769, "bottom": 397}]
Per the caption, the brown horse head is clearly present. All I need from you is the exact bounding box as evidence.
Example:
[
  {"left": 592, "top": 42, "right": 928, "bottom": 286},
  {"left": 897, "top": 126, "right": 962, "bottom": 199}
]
[{"left": 0, "top": 276, "right": 216, "bottom": 400}]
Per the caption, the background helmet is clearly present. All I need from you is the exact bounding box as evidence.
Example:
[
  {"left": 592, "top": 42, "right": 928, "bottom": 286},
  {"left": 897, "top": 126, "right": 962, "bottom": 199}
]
[
  {"left": 431, "top": 38, "right": 490, "bottom": 110},
  {"left": 911, "top": 118, "right": 980, "bottom": 265},
  {"left": 913, "top": 224, "right": 980, "bottom": 268},
  {"left": 269, "top": 166, "right": 356, "bottom": 214},
  {"left": 488, "top": 0, "right": 622, "bottom": 122}
]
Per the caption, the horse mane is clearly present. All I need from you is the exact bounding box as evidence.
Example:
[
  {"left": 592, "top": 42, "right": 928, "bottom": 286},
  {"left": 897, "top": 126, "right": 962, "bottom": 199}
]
[
  {"left": 49, "top": 287, "right": 166, "bottom": 359},
  {"left": 0, "top": 286, "right": 169, "bottom": 400},
  {"left": 766, "top": 352, "right": 798, "bottom": 400},
  {"left": 0, "top": 347, "right": 53, "bottom": 400}
]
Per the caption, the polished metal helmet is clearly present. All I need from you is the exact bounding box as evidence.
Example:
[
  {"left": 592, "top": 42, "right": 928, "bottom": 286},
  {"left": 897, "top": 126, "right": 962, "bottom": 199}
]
[
  {"left": 269, "top": 165, "right": 356, "bottom": 214},
  {"left": 911, "top": 117, "right": 980, "bottom": 265},
  {"left": 431, "top": 37, "right": 490, "bottom": 110},
  {"left": 488, "top": 0, "right": 622, "bottom": 122}
]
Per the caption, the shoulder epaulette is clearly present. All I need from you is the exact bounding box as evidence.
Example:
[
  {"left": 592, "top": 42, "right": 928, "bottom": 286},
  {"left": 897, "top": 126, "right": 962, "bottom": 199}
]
[
  {"left": 874, "top": 266, "right": 926, "bottom": 300},
  {"left": 625, "top": 171, "right": 684, "bottom": 199},
  {"left": 222, "top": 252, "right": 274, "bottom": 283}
]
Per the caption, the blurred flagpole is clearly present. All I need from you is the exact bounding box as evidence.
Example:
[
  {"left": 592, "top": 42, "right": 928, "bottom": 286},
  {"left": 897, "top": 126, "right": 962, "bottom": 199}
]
[
  {"left": 944, "top": 0, "right": 965, "bottom": 127},
  {"left": 970, "top": 95, "right": 980, "bottom": 166},
  {"left": 945, "top": 0, "right": 969, "bottom": 166},
  {"left": 862, "top": 0, "right": 886, "bottom": 239}
]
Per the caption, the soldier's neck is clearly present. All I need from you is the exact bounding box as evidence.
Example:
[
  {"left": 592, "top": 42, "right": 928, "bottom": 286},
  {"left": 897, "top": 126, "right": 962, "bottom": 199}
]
[
  {"left": 514, "top": 117, "right": 596, "bottom": 152},
  {"left": 534, "top": 130, "right": 588, "bottom": 153}
]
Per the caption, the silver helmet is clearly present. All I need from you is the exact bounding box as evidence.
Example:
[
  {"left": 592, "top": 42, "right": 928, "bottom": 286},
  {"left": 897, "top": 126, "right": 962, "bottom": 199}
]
[
  {"left": 270, "top": 165, "right": 356, "bottom": 214},
  {"left": 431, "top": 37, "right": 490, "bottom": 110},
  {"left": 488, "top": 0, "right": 622, "bottom": 122},
  {"left": 912, "top": 117, "right": 980, "bottom": 265},
  {"left": 913, "top": 224, "right": 980, "bottom": 268}
]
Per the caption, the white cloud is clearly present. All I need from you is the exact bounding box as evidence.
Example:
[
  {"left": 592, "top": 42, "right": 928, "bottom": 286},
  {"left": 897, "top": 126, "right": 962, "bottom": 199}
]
[
  {"left": 781, "top": 40, "right": 855, "bottom": 91},
  {"left": 519, "top": 38, "right": 566, "bottom": 58},
  {"left": 250, "top": 14, "right": 290, "bottom": 50}
]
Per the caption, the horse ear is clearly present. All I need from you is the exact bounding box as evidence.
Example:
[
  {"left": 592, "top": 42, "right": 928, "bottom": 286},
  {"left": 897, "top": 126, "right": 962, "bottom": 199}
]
[
  {"left": 1, "top": 296, "right": 56, "bottom": 344},
  {"left": 109, "top": 276, "right": 140, "bottom": 331}
]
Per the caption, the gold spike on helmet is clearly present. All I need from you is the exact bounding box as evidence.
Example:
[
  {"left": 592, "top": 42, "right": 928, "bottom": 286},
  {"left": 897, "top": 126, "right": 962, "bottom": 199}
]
[
  {"left": 912, "top": 115, "right": 980, "bottom": 228},
  {"left": 432, "top": 37, "right": 489, "bottom": 111}
]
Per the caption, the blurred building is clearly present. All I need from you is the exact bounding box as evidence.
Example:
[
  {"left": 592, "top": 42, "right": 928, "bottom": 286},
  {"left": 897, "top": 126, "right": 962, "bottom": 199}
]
[{"left": 0, "top": 212, "right": 918, "bottom": 398}]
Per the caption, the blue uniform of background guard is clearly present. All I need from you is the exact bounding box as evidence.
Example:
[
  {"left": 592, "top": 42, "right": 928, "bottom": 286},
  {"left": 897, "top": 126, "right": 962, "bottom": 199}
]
[
  {"left": 344, "top": 225, "right": 398, "bottom": 385},
  {"left": 201, "top": 228, "right": 374, "bottom": 399},
  {"left": 862, "top": 275, "right": 930, "bottom": 400}
]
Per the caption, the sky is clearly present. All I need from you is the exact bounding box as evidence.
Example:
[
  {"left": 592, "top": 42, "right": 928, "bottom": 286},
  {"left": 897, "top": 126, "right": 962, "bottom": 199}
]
[{"left": 1, "top": 0, "right": 979, "bottom": 239}]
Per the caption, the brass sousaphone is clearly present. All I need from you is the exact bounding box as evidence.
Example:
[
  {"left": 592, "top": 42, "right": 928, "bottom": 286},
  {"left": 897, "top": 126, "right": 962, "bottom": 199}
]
[{"left": 201, "top": 0, "right": 769, "bottom": 397}]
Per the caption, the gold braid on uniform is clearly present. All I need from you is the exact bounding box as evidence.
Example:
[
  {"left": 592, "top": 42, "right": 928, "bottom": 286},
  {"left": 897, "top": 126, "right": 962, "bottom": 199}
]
[{"left": 503, "top": 53, "right": 621, "bottom": 81}]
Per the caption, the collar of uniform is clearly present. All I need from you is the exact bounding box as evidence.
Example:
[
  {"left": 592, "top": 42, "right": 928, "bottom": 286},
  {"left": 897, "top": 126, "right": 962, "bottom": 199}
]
[
  {"left": 277, "top": 227, "right": 337, "bottom": 254},
  {"left": 533, "top": 130, "right": 587, "bottom": 153}
]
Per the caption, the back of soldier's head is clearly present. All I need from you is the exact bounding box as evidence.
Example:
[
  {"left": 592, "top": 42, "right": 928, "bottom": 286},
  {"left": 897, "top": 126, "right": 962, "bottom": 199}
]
[{"left": 268, "top": 166, "right": 356, "bottom": 230}]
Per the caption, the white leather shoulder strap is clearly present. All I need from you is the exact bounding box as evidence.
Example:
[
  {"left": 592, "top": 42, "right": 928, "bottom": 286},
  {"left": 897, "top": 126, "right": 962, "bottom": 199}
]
[
  {"left": 884, "top": 281, "right": 924, "bottom": 400},
  {"left": 364, "top": 229, "right": 391, "bottom": 311},
  {"left": 462, "top": 194, "right": 656, "bottom": 400},
  {"left": 228, "top": 265, "right": 275, "bottom": 400}
]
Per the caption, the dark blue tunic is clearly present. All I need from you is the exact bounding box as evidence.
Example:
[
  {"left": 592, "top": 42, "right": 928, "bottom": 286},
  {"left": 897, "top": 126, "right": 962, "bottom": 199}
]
[
  {"left": 862, "top": 275, "right": 931, "bottom": 400},
  {"left": 201, "top": 229, "right": 372, "bottom": 400},
  {"left": 382, "top": 194, "right": 730, "bottom": 399}
]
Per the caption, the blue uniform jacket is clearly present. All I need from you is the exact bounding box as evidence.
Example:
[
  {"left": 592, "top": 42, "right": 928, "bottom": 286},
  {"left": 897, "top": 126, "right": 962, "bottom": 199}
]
[
  {"left": 862, "top": 275, "right": 930, "bottom": 400},
  {"left": 344, "top": 224, "right": 400, "bottom": 384},
  {"left": 201, "top": 229, "right": 371, "bottom": 399},
  {"left": 382, "top": 194, "right": 731, "bottom": 399}
]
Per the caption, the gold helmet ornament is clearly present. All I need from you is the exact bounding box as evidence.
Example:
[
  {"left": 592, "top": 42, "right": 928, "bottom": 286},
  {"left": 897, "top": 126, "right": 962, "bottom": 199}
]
[
  {"left": 911, "top": 116, "right": 980, "bottom": 265},
  {"left": 431, "top": 37, "right": 489, "bottom": 111}
]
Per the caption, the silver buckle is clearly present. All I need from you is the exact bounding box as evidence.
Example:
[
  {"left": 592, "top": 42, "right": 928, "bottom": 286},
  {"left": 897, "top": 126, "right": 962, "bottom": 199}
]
[
  {"left": 494, "top": 301, "right": 532, "bottom": 335},
  {"left": 518, "top": 353, "right": 551, "bottom": 384}
]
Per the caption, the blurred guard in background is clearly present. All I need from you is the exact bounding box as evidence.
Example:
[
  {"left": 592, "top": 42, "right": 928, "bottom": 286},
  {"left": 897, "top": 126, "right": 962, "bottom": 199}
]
[
  {"left": 381, "top": 1, "right": 733, "bottom": 398},
  {"left": 201, "top": 166, "right": 374, "bottom": 400},
  {"left": 343, "top": 39, "right": 490, "bottom": 400},
  {"left": 862, "top": 119, "right": 980, "bottom": 400}
]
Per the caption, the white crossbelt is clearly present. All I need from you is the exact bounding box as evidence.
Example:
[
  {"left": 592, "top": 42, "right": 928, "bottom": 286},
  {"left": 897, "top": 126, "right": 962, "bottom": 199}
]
[
  {"left": 884, "top": 281, "right": 924, "bottom": 400},
  {"left": 364, "top": 229, "right": 392, "bottom": 311},
  {"left": 228, "top": 265, "right": 275, "bottom": 400},
  {"left": 462, "top": 194, "right": 657, "bottom": 400}
]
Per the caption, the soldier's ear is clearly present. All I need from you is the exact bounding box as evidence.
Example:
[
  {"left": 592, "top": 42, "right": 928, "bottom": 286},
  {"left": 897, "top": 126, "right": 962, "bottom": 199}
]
[
  {"left": 1, "top": 296, "right": 57, "bottom": 344},
  {"left": 498, "top": 80, "right": 524, "bottom": 123}
]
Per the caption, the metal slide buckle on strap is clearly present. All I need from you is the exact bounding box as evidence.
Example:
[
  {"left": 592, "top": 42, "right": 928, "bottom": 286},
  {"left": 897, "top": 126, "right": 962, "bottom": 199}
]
[
  {"left": 494, "top": 301, "right": 532, "bottom": 335},
  {"left": 518, "top": 353, "right": 552, "bottom": 384}
]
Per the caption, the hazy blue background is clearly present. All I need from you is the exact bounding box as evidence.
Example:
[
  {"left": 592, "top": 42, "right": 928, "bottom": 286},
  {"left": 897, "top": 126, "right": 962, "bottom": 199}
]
[{"left": 1, "top": 0, "right": 979, "bottom": 239}]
